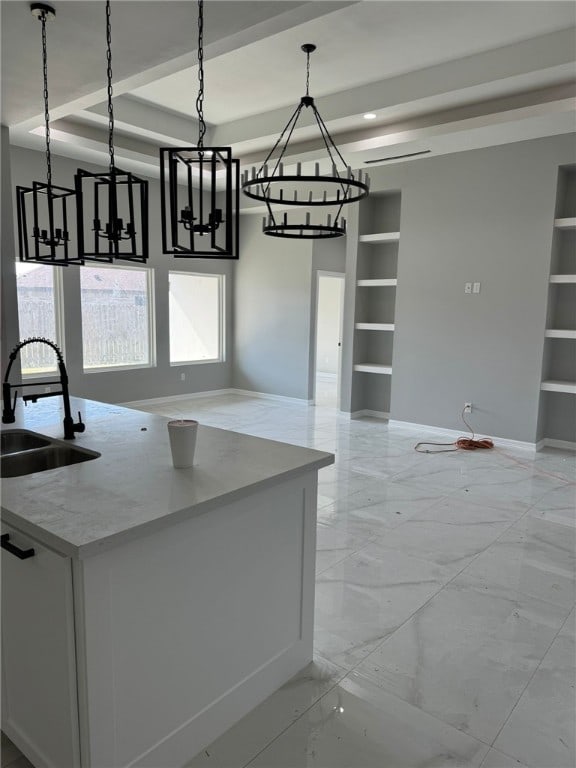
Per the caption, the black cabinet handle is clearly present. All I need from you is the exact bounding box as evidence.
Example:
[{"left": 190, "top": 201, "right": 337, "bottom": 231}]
[{"left": 1, "top": 533, "right": 35, "bottom": 560}]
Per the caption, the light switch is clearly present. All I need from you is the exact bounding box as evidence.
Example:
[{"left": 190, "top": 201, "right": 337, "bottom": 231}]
[
  {"left": 473, "top": 282, "right": 481, "bottom": 294},
  {"left": 465, "top": 283, "right": 472, "bottom": 294}
]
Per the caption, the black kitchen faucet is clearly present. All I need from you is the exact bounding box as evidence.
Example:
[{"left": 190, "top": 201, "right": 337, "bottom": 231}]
[{"left": 2, "top": 337, "right": 85, "bottom": 439}]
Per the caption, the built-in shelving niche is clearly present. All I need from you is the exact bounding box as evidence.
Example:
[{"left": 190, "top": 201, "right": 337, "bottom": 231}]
[
  {"left": 351, "top": 191, "right": 401, "bottom": 416},
  {"left": 538, "top": 164, "right": 576, "bottom": 446}
]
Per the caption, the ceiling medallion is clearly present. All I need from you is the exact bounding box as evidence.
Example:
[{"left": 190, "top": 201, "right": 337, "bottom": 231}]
[{"left": 241, "top": 44, "right": 370, "bottom": 239}]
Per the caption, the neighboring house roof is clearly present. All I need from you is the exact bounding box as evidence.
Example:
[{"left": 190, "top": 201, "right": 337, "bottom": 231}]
[
  {"left": 16, "top": 265, "right": 53, "bottom": 288},
  {"left": 17, "top": 265, "right": 145, "bottom": 291}
]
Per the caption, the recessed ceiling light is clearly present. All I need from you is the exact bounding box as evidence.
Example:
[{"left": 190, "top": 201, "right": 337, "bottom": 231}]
[{"left": 363, "top": 113, "right": 377, "bottom": 120}]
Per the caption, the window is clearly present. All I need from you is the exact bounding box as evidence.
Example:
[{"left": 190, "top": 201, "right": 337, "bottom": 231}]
[
  {"left": 80, "top": 265, "right": 155, "bottom": 371},
  {"left": 16, "top": 262, "right": 64, "bottom": 376},
  {"left": 169, "top": 272, "right": 224, "bottom": 364}
]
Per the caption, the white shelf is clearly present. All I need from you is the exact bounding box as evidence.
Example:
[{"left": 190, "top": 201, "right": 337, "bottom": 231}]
[
  {"left": 354, "top": 363, "right": 392, "bottom": 374},
  {"left": 545, "top": 329, "right": 576, "bottom": 339},
  {"left": 357, "top": 278, "right": 398, "bottom": 287},
  {"left": 359, "top": 232, "right": 400, "bottom": 243},
  {"left": 554, "top": 218, "right": 576, "bottom": 229},
  {"left": 550, "top": 275, "right": 576, "bottom": 284},
  {"left": 355, "top": 323, "right": 395, "bottom": 331},
  {"left": 541, "top": 380, "right": 576, "bottom": 394}
]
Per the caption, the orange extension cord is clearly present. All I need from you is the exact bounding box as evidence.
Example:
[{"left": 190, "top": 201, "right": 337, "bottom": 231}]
[
  {"left": 414, "top": 410, "right": 575, "bottom": 488},
  {"left": 415, "top": 409, "right": 494, "bottom": 453}
]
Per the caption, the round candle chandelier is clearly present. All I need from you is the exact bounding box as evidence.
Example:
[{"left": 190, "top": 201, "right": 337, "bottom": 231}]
[
  {"left": 241, "top": 44, "right": 370, "bottom": 239},
  {"left": 16, "top": 3, "right": 81, "bottom": 266},
  {"left": 75, "top": 0, "right": 149, "bottom": 262}
]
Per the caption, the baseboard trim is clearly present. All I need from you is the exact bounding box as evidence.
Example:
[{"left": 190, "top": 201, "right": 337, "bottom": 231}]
[
  {"left": 538, "top": 438, "right": 576, "bottom": 452},
  {"left": 122, "top": 389, "right": 313, "bottom": 409},
  {"left": 1, "top": 719, "right": 64, "bottom": 768},
  {"left": 120, "top": 389, "right": 234, "bottom": 409},
  {"left": 388, "top": 419, "right": 537, "bottom": 452},
  {"left": 131, "top": 641, "right": 311, "bottom": 768},
  {"left": 350, "top": 409, "right": 390, "bottom": 420},
  {"left": 233, "top": 388, "right": 314, "bottom": 405}
]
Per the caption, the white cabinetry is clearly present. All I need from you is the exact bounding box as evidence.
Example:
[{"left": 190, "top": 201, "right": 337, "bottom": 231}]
[
  {"left": 2, "top": 473, "right": 319, "bottom": 768},
  {"left": 1, "top": 525, "right": 79, "bottom": 768}
]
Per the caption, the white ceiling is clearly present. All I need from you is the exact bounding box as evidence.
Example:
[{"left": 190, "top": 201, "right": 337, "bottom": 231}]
[
  {"left": 131, "top": 1, "right": 576, "bottom": 123},
  {"left": 2, "top": 0, "right": 575, "bottom": 200}
]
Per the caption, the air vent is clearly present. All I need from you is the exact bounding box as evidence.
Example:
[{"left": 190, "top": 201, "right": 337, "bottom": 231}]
[{"left": 365, "top": 150, "right": 431, "bottom": 164}]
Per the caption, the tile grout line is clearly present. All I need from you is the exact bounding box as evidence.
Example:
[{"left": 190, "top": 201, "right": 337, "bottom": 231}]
[
  {"left": 244, "top": 427, "right": 568, "bottom": 759},
  {"left": 239, "top": 491, "right": 523, "bottom": 766},
  {"left": 251, "top": 461, "right": 572, "bottom": 765},
  {"left": 487, "top": 601, "right": 575, "bottom": 759},
  {"left": 239, "top": 667, "right": 350, "bottom": 768},
  {"left": 315, "top": 533, "right": 381, "bottom": 576},
  {"left": 312, "top": 506, "right": 559, "bottom": 747},
  {"left": 143, "top": 398, "right": 574, "bottom": 766}
]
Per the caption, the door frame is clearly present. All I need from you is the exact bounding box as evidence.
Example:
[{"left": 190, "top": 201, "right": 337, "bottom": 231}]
[{"left": 310, "top": 271, "right": 345, "bottom": 407}]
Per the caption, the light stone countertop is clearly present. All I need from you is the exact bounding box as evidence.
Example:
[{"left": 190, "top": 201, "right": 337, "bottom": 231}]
[{"left": 1, "top": 397, "right": 334, "bottom": 559}]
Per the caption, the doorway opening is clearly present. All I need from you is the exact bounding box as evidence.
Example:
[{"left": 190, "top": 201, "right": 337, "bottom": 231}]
[{"left": 314, "top": 272, "right": 344, "bottom": 409}]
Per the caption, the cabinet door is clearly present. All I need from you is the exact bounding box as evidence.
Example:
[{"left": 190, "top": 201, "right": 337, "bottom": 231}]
[{"left": 1, "top": 524, "right": 80, "bottom": 768}]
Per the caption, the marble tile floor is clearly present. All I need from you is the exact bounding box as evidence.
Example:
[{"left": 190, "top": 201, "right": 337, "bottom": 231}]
[{"left": 3, "top": 391, "right": 574, "bottom": 768}]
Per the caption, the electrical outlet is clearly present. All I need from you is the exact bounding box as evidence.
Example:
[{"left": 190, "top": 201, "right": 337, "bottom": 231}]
[
  {"left": 464, "top": 402, "right": 472, "bottom": 413},
  {"left": 473, "top": 282, "right": 481, "bottom": 294},
  {"left": 464, "top": 282, "right": 472, "bottom": 294},
  {"left": 180, "top": 373, "right": 186, "bottom": 381}
]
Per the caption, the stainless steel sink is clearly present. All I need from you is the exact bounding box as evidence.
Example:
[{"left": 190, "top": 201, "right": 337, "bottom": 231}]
[
  {"left": 1, "top": 429, "right": 51, "bottom": 454},
  {"left": 0, "top": 429, "right": 100, "bottom": 478}
]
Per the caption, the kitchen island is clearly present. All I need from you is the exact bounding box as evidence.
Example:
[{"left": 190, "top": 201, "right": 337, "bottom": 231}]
[{"left": 1, "top": 397, "right": 334, "bottom": 768}]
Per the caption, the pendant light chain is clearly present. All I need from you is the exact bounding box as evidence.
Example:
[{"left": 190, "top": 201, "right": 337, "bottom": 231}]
[
  {"left": 18, "top": 4, "right": 82, "bottom": 264},
  {"left": 105, "top": 0, "right": 115, "bottom": 173},
  {"left": 40, "top": 9, "right": 52, "bottom": 189},
  {"left": 305, "top": 48, "right": 311, "bottom": 97},
  {"left": 195, "top": 0, "right": 206, "bottom": 149},
  {"left": 159, "top": 0, "right": 239, "bottom": 258}
]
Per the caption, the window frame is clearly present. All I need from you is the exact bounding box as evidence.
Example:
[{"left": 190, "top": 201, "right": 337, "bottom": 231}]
[
  {"left": 80, "top": 262, "right": 156, "bottom": 374},
  {"left": 168, "top": 270, "right": 225, "bottom": 367},
  {"left": 16, "top": 261, "right": 66, "bottom": 379}
]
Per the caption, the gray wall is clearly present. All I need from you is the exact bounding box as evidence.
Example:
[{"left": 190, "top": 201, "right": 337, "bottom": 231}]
[
  {"left": 1, "top": 127, "right": 21, "bottom": 381},
  {"left": 237, "top": 134, "right": 574, "bottom": 443},
  {"left": 6, "top": 133, "right": 574, "bottom": 442},
  {"left": 233, "top": 215, "right": 313, "bottom": 399},
  {"left": 6, "top": 144, "right": 234, "bottom": 404},
  {"left": 367, "top": 134, "right": 575, "bottom": 443},
  {"left": 233, "top": 215, "right": 345, "bottom": 400}
]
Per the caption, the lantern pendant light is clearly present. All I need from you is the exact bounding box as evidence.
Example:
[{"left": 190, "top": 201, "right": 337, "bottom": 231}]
[
  {"left": 75, "top": 0, "right": 148, "bottom": 263},
  {"left": 242, "top": 44, "right": 370, "bottom": 239},
  {"left": 159, "top": 0, "right": 239, "bottom": 258},
  {"left": 16, "top": 3, "right": 81, "bottom": 266}
]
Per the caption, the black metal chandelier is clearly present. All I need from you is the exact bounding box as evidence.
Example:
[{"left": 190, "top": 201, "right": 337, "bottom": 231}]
[
  {"left": 159, "top": 0, "right": 239, "bottom": 258},
  {"left": 75, "top": 0, "right": 148, "bottom": 263},
  {"left": 16, "top": 3, "right": 81, "bottom": 266},
  {"left": 241, "top": 44, "right": 370, "bottom": 239}
]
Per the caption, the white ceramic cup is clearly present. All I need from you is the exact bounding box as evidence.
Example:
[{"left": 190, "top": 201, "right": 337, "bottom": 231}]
[{"left": 167, "top": 419, "right": 198, "bottom": 468}]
